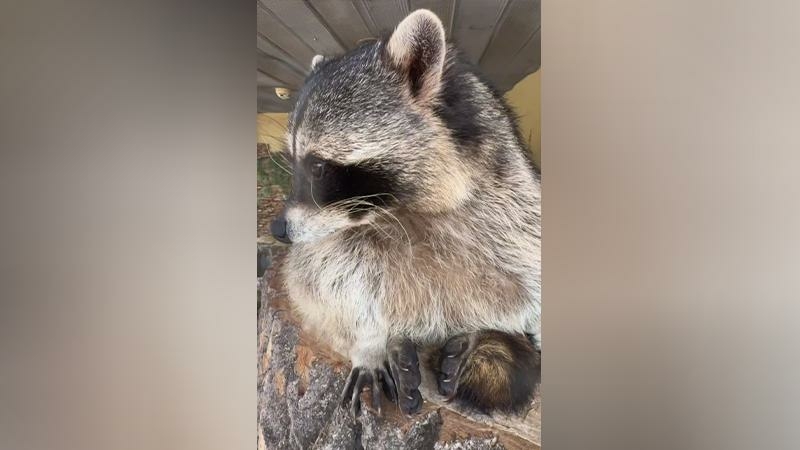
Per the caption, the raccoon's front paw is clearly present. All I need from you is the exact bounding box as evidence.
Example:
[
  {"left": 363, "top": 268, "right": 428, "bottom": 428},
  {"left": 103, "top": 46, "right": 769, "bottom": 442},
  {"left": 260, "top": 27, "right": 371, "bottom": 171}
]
[
  {"left": 387, "top": 338, "right": 423, "bottom": 416},
  {"left": 435, "top": 334, "right": 472, "bottom": 398},
  {"left": 340, "top": 365, "right": 394, "bottom": 418}
]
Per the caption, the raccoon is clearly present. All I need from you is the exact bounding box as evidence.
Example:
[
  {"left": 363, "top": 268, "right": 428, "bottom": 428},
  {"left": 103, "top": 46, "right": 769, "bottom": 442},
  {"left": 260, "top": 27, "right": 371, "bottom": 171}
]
[{"left": 271, "top": 9, "right": 541, "bottom": 416}]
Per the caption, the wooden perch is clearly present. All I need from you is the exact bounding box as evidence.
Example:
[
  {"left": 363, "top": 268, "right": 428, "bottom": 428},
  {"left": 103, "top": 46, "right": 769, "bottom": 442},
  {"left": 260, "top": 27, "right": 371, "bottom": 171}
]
[{"left": 258, "top": 254, "right": 541, "bottom": 450}]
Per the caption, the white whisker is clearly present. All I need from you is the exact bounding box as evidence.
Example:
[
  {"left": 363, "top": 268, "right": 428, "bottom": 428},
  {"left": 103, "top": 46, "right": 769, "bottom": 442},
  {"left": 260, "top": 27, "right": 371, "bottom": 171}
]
[{"left": 266, "top": 149, "right": 292, "bottom": 176}]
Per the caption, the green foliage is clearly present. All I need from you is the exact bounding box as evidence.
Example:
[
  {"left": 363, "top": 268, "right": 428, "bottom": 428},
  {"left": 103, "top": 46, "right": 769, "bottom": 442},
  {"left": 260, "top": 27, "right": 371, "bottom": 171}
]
[{"left": 257, "top": 155, "right": 291, "bottom": 201}]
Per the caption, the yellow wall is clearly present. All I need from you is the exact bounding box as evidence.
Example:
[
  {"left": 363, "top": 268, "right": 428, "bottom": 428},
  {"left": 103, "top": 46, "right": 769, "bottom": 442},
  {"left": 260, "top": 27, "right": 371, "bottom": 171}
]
[
  {"left": 504, "top": 71, "right": 541, "bottom": 167},
  {"left": 257, "top": 113, "right": 289, "bottom": 152},
  {"left": 258, "top": 71, "right": 540, "bottom": 167}
]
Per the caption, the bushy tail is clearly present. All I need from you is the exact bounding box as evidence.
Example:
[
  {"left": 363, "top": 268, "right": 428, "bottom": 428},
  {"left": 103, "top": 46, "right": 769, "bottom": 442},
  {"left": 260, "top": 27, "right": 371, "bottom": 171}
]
[{"left": 433, "top": 330, "right": 540, "bottom": 414}]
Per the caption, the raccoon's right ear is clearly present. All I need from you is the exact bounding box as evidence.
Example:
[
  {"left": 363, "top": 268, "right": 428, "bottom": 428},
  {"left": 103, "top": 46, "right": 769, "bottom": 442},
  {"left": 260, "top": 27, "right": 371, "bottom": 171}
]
[
  {"left": 385, "top": 9, "right": 446, "bottom": 105},
  {"left": 310, "top": 54, "right": 326, "bottom": 72}
]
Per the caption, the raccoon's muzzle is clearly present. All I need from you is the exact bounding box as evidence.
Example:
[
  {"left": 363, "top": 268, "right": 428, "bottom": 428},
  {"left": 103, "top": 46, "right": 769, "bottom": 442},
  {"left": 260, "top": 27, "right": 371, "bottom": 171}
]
[{"left": 270, "top": 209, "right": 292, "bottom": 244}]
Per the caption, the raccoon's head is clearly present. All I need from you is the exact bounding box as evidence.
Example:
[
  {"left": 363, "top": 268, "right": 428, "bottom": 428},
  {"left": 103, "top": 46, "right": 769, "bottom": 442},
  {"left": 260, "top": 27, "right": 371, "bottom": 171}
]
[{"left": 271, "top": 10, "right": 475, "bottom": 245}]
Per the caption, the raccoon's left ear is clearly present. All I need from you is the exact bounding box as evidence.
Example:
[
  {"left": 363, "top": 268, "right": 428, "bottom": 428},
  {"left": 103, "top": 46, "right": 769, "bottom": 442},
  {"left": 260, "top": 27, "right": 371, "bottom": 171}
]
[
  {"left": 385, "top": 9, "right": 446, "bottom": 105},
  {"left": 310, "top": 54, "right": 326, "bottom": 72}
]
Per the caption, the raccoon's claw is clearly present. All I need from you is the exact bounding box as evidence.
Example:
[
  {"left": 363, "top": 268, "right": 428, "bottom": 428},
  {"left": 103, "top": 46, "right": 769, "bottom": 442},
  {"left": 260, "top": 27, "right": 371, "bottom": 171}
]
[
  {"left": 340, "top": 366, "right": 393, "bottom": 418},
  {"left": 436, "top": 334, "right": 472, "bottom": 399},
  {"left": 387, "top": 338, "right": 423, "bottom": 415}
]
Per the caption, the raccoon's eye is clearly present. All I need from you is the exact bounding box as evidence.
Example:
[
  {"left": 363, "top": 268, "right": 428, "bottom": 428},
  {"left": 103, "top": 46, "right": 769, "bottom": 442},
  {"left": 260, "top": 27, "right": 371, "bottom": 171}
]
[{"left": 310, "top": 161, "right": 325, "bottom": 179}]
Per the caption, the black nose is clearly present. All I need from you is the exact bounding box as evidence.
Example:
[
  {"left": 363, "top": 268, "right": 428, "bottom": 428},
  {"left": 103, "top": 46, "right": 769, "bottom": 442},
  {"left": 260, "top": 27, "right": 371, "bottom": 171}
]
[{"left": 270, "top": 216, "right": 292, "bottom": 244}]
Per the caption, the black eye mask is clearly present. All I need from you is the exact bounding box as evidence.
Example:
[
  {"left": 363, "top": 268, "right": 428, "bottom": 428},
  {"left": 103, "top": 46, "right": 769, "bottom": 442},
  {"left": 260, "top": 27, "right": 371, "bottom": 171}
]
[{"left": 288, "top": 155, "right": 409, "bottom": 217}]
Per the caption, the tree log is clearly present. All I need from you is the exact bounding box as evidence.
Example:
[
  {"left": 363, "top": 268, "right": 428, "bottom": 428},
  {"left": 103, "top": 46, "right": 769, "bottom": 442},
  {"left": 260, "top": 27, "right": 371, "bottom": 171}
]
[{"left": 258, "top": 253, "right": 541, "bottom": 450}]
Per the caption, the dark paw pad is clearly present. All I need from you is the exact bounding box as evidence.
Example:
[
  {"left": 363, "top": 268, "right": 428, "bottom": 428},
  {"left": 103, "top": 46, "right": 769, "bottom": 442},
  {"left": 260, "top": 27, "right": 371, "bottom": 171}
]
[
  {"left": 437, "top": 334, "right": 472, "bottom": 398},
  {"left": 387, "top": 338, "right": 423, "bottom": 415}
]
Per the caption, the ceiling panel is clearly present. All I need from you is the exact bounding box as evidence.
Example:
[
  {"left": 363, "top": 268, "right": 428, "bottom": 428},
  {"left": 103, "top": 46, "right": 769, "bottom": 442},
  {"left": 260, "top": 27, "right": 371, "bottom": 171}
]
[
  {"left": 260, "top": 0, "right": 347, "bottom": 55},
  {"left": 257, "top": 51, "right": 305, "bottom": 90},
  {"left": 257, "top": 0, "right": 540, "bottom": 113},
  {"left": 450, "top": 0, "right": 508, "bottom": 65},
  {"left": 480, "top": 0, "right": 541, "bottom": 91},
  {"left": 307, "top": 0, "right": 373, "bottom": 49}
]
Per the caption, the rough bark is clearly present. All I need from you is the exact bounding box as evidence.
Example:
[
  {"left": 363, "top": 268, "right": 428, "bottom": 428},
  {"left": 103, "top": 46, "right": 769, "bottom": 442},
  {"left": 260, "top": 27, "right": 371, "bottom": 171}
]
[{"left": 258, "top": 253, "right": 541, "bottom": 450}]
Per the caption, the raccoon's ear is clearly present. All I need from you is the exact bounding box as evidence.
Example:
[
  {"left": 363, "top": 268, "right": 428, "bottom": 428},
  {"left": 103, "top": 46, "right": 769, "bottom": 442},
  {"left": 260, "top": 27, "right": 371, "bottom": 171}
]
[
  {"left": 386, "top": 9, "right": 446, "bottom": 105},
  {"left": 310, "top": 54, "right": 326, "bottom": 72}
]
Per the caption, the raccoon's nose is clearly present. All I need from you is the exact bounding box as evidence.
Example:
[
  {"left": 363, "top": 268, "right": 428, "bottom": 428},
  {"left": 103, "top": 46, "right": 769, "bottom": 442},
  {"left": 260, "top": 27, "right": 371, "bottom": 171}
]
[{"left": 270, "top": 216, "right": 292, "bottom": 244}]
